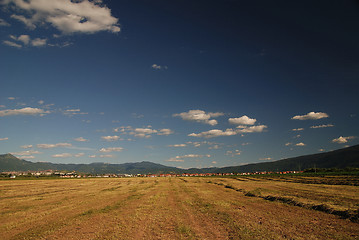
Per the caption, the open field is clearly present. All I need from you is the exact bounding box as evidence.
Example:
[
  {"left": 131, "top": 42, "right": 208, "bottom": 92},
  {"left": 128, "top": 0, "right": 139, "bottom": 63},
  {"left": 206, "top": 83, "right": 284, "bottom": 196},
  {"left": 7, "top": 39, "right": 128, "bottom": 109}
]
[{"left": 1, "top": 177, "right": 358, "bottom": 239}]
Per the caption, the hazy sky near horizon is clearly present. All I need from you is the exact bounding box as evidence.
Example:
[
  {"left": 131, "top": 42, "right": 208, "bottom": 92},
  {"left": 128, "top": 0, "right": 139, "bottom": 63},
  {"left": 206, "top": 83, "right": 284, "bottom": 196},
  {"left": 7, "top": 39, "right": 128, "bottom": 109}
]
[{"left": 0, "top": 0, "right": 358, "bottom": 168}]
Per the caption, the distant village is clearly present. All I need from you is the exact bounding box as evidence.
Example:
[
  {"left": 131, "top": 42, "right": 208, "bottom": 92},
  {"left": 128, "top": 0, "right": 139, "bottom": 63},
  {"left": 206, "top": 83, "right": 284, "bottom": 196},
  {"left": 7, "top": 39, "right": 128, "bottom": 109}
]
[{"left": 1, "top": 169, "right": 302, "bottom": 179}]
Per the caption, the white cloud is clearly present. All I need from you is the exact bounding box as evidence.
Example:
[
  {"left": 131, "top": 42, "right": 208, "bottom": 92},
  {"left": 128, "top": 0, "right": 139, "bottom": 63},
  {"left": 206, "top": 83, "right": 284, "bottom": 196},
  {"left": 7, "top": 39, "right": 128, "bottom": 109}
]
[
  {"left": 38, "top": 100, "right": 44, "bottom": 105},
  {"left": 236, "top": 125, "right": 267, "bottom": 133},
  {"left": 166, "top": 158, "right": 184, "bottom": 162},
  {"left": 22, "top": 156, "right": 35, "bottom": 159},
  {"left": 166, "top": 154, "right": 210, "bottom": 162},
  {"left": 8, "top": 97, "right": 15, "bottom": 100},
  {"left": 37, "top": 143, "right": 72, "bottom": 149},
  {"left": 211, "top": 161, "right": 217, "bottom": 164},
  {"left": 310, "top": 124, "right": 334, "bottom": 129},
  {"left": 285, "top": 142, "right": 292, "bottom": 146},
  {"left": 259, "top": 157, "right": 272, "bottom": 161},
  {"left": 99, "top": 147, "right": 123, "bottom": 153},
  {"left": 229, "top": 115, "right": 256, "bottom": 125},
  {"left": 7, "top": 34, "right": 47, "bottom": 47},
  {"left": 128, "top": 127, "right": 173, "bottom": 138},
  {"left": 173, "top": 110, "right": 223, "bottom": 126},
  {"left": 189, "top": 129, "right": 237, "bottom": 138},
  {"left": 100, "top": 154, "right": 115, "bottom": 158},
  {"left": 51, "top": 152, "right": 85, "bottom": 158},
  {"left": 226, "top": 150, "right": 241, "bottom": 157},
  {"left": 157, "top": 128, "right": 174, "bottom": 136},
  {"left": 101, "top": 135, "right": 121, "bottom": 142},
  {"left": 88, "top": 155, "right": 97, "bottom": 158},
  {"left": 21, "top": 145, "right": 33, "bottom": 149},
  {"left": 168, "top": 144, "right": 187, "bottom": 147},
  {"left": 152, "top": 64, "right": 168, "bottom": 70},
  {"left": 52, "top": 153, "right": 72, "bottom": 158},
  {"left": 332, "top": 136, "right": 355, "bottom": 144},
  {"left": 63, "top": 109, "right": 88, "bottom": 116},
  {"left": 11, "top": 150, "right": 42, "bottom": 156},
  {"left": 295, "top": 142, "right": 306, "bottom": 146},
  {"left": 0, "top": 18, "right": 10, "bottom": 26},
  {"left": 292, "top": 112, "right": 329, "bottom": 120},
  {"left": 12, "top": 34, "right": 30, "bottom": 45},
  {"left": 3, "top": 40, "right": 22, "bottom": 48},
  {"left": 292, "top": 128, "right": 304, "bottom": 131},
  {"left": 2, "top": 0, "right": 120, "bottom": 34},
  {"left": 0, "top": 107, "right": 50, "bottom": 116},
  {"left": 318, "top": 149, "right": 325, "bottom": 152},
  {"left": 208, "top": 145, "right": 220, "bottom": 150},
  {"left": 0, "top": 137, "right": 8, "bottom": 141},
  {"left": 11, "top": 14, "right": 36, "bottom": 29},
  {"left": 31, "top": 37, "right": 47, "bottom": 46},
  {"left": 74, "top": 137, "right": 88, "bottom": 142}
]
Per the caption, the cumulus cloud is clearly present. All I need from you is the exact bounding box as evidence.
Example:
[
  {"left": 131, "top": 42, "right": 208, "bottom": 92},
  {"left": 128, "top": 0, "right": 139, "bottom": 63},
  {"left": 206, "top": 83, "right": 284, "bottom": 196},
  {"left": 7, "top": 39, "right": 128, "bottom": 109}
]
[
  {"left": 11, "top": 150, "right": 42, "bottom": 156},
  {"left": 285, "top": 142, "right": 292, "bottom": 146},
  {"left": 74, "top": 137, "right": 88, "bottom": 142},
  {"left": 151, "top": 64, "right": 168, "bottom": 70},
  {"left": 226, "top": 150, "right": 241, "bottom": 157},
  {"left": 310, "top": 124, "right": 334, "bottom": 129},
  {"left": 0, "top": 137, "right": 8, "bottom": 141},
  {"left": 292, "top": 128, "right": 304, "bottom": 131},
  {"left": 166, "top": 158, "right": 184, "bottom": 162},
  {"left": 168, "top": 144, "right": 187, "bottom": 147},
  {"left": 101, "top": 135, "right": 121, "bottom": 142},
  {"left": 295, "top": 142, "right": 306, "bottom": 146},
  {"left": 157, "top": 128, "right": 174, "bottom": 136},
  {"left": 21, "top": 145, "right": 33, "bottom": 149},
  {"left": 52, "top": 153, "right": 72, "bottom": 158},
  {"left": 128, "top": 127, "right": 174, "bottom": 138},
  {"left": 236, "top": 125, "right": 267, "bottom": 133},
  {"left": 229, "top": 115, "right": 256, "bottom": 125},
  {"left": 6, "top": 34, "right": 47, "bottom": 47},
  {"left": 189, "top": 129, "right": 237, "bottom": 138},
  {"left": 31, "top": 37, "right": 47, "bottom": 46},
  {"left": 332, "top": 136, "right": 356, "bottom": 144},
  {"left": 37, "top": 143, "right": 72, "bottom": 149},
  {"left": 1, "top": 0, "right": 120, "bottom": 34},
  {"left": 0, "top": 107, "right": 50, "bottom": 116},
  {"left": 292, "top": 112, "right": 329, "bottom": 120},
  {"left": 3, "top": 40, "right": 22, "bottom": 48},
  {"left": 99, "top": 154, "right": 115, "bottom": 158},
  {"left": 166, "top": 154, "right": 210, "bottom": 162},
  {"left": 99, "top": 147, "right": 123, "bottom": 153},
  {"left": 62, "top": 109, "right": 88, "bottom": 116},
  {"left": 173, "top": 110, "right": 223, "bottom": 126}
]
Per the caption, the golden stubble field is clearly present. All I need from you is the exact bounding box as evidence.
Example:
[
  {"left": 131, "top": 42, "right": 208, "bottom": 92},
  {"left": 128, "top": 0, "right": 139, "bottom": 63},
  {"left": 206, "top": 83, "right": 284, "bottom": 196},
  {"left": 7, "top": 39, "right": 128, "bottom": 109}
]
[{"left": 0, "top": 176, "right": 358, "bottom": 240}]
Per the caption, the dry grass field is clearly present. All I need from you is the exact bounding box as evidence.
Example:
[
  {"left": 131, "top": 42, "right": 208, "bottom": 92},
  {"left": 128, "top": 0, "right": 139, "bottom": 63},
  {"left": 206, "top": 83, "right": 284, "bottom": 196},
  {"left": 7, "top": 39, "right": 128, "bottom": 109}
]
[{"left": 1, "top": 176, "right": 358, "bottom": 239}]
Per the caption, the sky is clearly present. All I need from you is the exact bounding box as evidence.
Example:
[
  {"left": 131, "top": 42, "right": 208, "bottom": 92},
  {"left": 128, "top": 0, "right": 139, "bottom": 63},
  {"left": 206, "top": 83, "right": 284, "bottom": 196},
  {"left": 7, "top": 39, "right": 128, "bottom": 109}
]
[{"left": 0, "top": 0, "right": 358, "bottom": 169}]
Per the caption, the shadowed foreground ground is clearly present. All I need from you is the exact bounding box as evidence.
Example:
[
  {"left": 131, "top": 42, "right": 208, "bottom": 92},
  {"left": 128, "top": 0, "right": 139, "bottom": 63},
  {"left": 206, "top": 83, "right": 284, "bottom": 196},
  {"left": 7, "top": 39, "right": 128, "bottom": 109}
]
[{"left": 0, "top": 177, "right": 358, "bottom": 239}]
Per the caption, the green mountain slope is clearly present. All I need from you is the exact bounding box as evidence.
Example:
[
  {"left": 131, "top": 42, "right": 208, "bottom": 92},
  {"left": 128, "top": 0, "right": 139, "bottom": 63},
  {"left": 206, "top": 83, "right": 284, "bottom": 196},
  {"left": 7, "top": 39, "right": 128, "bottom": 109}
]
[{"left": 1, "top": 145, "right": 358, "bottom": 174}]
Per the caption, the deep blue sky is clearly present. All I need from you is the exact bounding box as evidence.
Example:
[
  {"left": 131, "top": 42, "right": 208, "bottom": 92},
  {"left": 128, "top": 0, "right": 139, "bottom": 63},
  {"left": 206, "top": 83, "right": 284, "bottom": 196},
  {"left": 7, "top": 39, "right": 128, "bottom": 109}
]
[{"left": 0, "top": 0, "right": 358, "bottom": 168}]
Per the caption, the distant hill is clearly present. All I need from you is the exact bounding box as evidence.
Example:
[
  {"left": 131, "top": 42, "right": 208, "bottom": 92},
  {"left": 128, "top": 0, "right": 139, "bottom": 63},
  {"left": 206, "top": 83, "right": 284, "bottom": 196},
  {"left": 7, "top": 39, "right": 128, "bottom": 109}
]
[
  {"left": 1, "top": 145, "right": 359, "bottom": 174},
  {"left": 0, "top": 154, "right": 182, "bottom": 174},
  {"left": 202, "top": 144, "right": 359, "bottom": 173}
]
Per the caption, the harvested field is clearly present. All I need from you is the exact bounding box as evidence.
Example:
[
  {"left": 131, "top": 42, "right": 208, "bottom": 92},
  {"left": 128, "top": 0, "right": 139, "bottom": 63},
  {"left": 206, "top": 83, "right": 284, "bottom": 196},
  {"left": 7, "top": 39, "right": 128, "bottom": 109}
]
[{"left": 0, "top": 177, "right": 358, "bottom": 239}]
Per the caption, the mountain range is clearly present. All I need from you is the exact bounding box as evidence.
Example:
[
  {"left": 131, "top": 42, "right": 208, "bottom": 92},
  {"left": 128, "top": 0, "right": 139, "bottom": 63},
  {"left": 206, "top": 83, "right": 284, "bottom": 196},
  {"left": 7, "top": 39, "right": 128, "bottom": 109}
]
[{"left": 1, "top": 145, "right": 359, "bottom": 174}]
